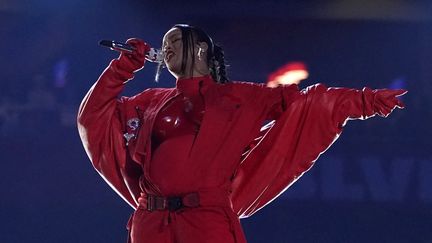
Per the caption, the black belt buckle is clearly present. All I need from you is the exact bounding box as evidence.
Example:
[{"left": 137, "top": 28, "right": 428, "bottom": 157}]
[
  {"left": 147, "top": 195, "right": 155, "bottom": 211},
  {"left": 167, "top": 196, "right": 183, "bottom": 211}
]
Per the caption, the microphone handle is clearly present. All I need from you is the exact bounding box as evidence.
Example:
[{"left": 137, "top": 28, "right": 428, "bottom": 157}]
[
  {"left": 111, "top": 41, "right": 135, "bottom": 53},
  {"left": 99, "top": 40, "right": 164, "bottom": 63}
]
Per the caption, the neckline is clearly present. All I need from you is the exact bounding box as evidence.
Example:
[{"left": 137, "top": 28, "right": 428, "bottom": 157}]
[{"left": 176, "top": 75, "right": 215, "bottom": 96}]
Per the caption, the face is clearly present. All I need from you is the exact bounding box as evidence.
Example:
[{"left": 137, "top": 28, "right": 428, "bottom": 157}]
[{"left": 162, "top": 28, "right": 186, "bottom": 77}]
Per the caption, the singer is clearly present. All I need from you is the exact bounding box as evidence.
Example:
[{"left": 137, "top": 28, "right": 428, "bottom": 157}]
[{"left": 77, "top": 24, "right": 406, "bottom": 243}]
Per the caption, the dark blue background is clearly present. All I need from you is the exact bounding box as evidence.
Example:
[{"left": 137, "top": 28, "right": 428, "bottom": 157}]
[{"left": 1, "top": 1, "right": 431, "bottom": 242}]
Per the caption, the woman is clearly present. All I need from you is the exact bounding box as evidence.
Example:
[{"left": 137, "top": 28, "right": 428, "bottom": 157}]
[{"left": 77, "top": 24, "right": 405, "bottom": 243}]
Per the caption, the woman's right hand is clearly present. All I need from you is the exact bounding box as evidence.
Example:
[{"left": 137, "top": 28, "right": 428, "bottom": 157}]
[{"left": 116, "top": 38, "right": 151, "bottom": 73}]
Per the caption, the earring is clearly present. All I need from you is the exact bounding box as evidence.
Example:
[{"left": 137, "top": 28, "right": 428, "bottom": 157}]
[{"left": 198, "top": 49, "right": 205, "bottom": 60}]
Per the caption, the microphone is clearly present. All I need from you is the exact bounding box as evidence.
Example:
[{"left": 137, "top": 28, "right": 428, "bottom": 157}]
[
  {"left": 99, "top": 40, "right": 135, "bottom": 52},
  {"left": 99, "top": 40, "right": 164, "bottom": 63}
]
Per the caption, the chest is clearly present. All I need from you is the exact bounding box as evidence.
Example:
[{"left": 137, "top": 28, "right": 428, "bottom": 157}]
[
  {"left": 122, "top": 87, "right": 260, "bottom": 166},
  {"left": 152, "top": 94, "right": 205, "bottom": 144}
]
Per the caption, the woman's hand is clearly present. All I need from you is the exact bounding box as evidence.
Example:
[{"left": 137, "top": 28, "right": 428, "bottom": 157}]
[
  {"left": 373, "top": 89, "right": 407, "bottom": 117},
  {"left": 116, "top": 38, "right": 151, "bottom": 73}
]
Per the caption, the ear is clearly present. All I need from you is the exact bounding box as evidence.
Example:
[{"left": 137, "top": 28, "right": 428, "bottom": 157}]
[
  {"left": 197, "top": 42, "right": 209, "bottom": 53},
  {"left": 196, "top": 42, "right": 209, "bottom": 60}
]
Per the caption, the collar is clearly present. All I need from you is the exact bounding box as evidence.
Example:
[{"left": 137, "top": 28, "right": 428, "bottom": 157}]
[{"left": 176, "top": 75, "right": 216, "bottom": 96}]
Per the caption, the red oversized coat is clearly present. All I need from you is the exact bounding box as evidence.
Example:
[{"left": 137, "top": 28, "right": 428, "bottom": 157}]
[{"left": 78, "top": 59, "right": 387, "bottom": 241}]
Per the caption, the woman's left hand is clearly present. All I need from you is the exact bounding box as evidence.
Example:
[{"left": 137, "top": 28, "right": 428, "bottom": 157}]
[{"left": 373, "top": 89, "right": 407, "bottom": 117}]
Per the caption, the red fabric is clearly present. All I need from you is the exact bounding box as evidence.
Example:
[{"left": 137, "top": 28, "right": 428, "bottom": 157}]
[
  {"left": 129, "top": 203, "right": 242, "bottom": 243},
  {"left": 151, "top": 93, "right": 203, "bottom": 147},
  {"left": 130, "top": 188, "right": 242, "bottom": 243},
  {"left": 150, "top": 77, "right": 207, "bottom": 195},
  {"left": 77, "top": 60, "right": 405, "bottom": 242}
]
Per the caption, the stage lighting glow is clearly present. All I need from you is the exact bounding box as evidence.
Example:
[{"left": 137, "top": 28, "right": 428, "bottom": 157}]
[
  {"left": 389, "top": 77, "right": 406, "bottom": 90},
  {"left": 267, "top": 61, "right": 309, "bottom": 87},
  {"left": 53, "top": 58, "right": 69, "bottom": 88}
]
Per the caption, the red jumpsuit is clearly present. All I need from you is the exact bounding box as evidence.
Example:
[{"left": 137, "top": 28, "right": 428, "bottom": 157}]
[{"left": 77, "top": 59, "right": 404, "bottom": 243}]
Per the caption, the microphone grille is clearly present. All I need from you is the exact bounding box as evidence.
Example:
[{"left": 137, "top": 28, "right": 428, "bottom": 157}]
[{"left": 99, "top": 40, "right": 113, "bottom": 47}]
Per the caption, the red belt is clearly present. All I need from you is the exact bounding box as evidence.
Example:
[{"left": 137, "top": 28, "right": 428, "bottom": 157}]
[{"left": 137, "top": 188, "right": 232, "bottom": 212}]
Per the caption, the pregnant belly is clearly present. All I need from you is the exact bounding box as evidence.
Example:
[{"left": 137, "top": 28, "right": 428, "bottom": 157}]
[{"left": 150, "top": 134, "right": 201, "bottom": 195}]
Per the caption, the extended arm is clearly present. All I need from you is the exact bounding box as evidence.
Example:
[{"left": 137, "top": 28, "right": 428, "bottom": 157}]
[
  {"left": 232, "top": 83, "right": 406, "bottom": 218},
  {"left": 313, "top": 84, "right": 406, "bottom": 128}
]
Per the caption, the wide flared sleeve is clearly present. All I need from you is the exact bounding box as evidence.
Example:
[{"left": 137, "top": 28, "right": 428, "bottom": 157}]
[
  {"left": 231, "top": 83, "right": 405, "bottom": 218},
  {"left": 77, "top": 60, "right": 141, "bottom": 209}
]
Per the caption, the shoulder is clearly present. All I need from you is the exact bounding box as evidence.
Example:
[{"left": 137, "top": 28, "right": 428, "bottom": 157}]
[
  {"left": 216, "top": 81, "right": 266, "bottom": 95},
  {"left": 218, "top": 81, "right": 302, "bottom": 101},
  {"left": 226, "top": 80, "right": 266, "bottom": 89},
  {"left": 302, "top": 83, "right": 328, "bottom": 94},
  {"left": 120, "top": 87, "right": 175, "bottom": 104},
  {"left": 212, "top": 81, "right": 262, "bottom": 102}
]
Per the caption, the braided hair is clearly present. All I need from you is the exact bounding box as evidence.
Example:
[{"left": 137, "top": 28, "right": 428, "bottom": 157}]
[
  {"left": 210, "top": 44, "right": 228, "bottom": 83},
  {"left": 156, "top": 24, "right": 229, "bottom": 83}
]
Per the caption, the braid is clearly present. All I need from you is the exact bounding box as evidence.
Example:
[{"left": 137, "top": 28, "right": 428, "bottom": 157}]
[{"left": 211, "top": 44, "right": 229, "bottom": 83}]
